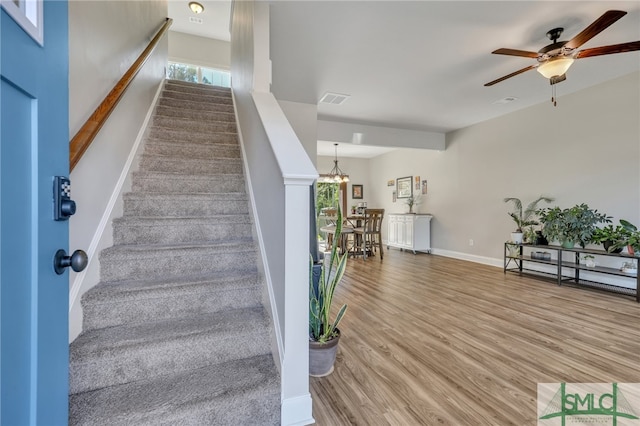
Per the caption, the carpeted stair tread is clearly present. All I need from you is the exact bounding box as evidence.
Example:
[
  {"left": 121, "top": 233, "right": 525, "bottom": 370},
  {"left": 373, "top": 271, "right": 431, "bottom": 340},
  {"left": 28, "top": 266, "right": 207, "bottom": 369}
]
[
  {"left": 139, "top": 154, "right": 243, "bottom": 175},
  {"left": 154, "top": 105, "right": 236, "bottom": 122},
  {"left": 161, "top": 89, "right": 233, "bottom": 105},
  {"left": 122, "top": 192, "right": 248, "bottom": 217},
  {"left": 112, "top": 215, "right": 253, "bottom": 245},
  {"left": 147, "top": 125, "right": 237, "bottom": 144},
  {"left": 99, "top": 242, "right": 258, "bottom": 282},
  {"left": 69, "top": 355, "right": 279, "bottom": 426},
  {"left": 81, "top": 272, "right": 262, "bottom": 331},
  {"left": 70, "top": 308, "right": 272, "bottom": 393},
  {"left": 152, "top": 115, "right": 237, "bottom": 134},
  {"left": 114, "top": 215, "right": 251, "bottom": 225},
  {"left": 143, "top": 139, "right": 241, "bottom": 159},
  {"left": 164, "top": 80, "right": 232, "bottom": 96},
  {"left": 158, "top": 96, "right": 234, "bottom": 113},
  {"left": 131, "top": 171, "right": 245, "bottom": 193},
  {"left": 71, "top": 307, "right": 268, "bottom": 360},
  {"left": 83, "top": 271, "right": 261, "bottom": 304}
]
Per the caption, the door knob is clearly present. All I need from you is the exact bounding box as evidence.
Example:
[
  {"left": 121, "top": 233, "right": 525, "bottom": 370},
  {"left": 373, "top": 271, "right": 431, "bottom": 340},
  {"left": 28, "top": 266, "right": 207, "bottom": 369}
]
[{"left": 53, "top": 249, "right": 88, "bottom": 275}]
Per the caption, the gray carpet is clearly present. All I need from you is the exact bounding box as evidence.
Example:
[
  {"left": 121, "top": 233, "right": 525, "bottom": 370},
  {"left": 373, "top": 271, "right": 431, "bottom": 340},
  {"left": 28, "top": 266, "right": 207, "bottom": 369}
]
[{"left": 69, "top": 80, "right": 280, "bottom": 425}]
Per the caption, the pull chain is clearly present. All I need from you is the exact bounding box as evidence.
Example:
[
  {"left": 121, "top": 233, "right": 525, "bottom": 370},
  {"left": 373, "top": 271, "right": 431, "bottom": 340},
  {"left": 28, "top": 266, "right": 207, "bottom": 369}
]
[{"left": 551, "top": 84, "right": 557, "bottom": 107}]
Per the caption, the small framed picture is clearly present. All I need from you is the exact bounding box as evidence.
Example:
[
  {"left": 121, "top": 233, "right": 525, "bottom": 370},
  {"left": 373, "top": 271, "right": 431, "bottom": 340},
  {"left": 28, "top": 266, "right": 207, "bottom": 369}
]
[
  {"left": 422, "top": 180, "right": 428, "bottom": 195},
  {"left": 392, "top": 191, "right": 397, "bottom": 203},
  {"left": 414, "top": 176, "right": 421, "bottom": 190},
  {"left": 387, "top": 179, "right": 395, "bottom": 187},
  {"left": 352, "top": 184, "right": 363, "bottom": 199},
  {"left": 396, "top": 176, "right": 412, "bottom": 199}
]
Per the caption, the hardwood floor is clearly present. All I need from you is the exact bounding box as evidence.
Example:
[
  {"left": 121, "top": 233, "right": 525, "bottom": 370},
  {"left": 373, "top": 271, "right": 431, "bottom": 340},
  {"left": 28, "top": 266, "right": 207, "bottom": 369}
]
[{"left": 310, "top": 249, "right": 640, "bottom": 425}]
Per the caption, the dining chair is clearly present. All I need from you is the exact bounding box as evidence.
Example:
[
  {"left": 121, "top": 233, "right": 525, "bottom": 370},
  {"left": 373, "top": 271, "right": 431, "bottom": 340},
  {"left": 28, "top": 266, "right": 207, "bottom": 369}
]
[
  {"left": 319, "top": 208, "right": 338, "bottom": 252},
  {"left": 353, "top": 208, "right": 384, "bottom": 260}
]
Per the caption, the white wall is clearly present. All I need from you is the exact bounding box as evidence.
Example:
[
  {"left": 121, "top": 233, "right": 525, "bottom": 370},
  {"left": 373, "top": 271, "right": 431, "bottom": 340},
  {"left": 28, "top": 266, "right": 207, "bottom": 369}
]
[
  {"left": 278, "top": 100, "right": 318, "bottom": 166},
  {"left": 168, "top": 30, "right": 230, "bottom": 70},
  {"left": 368, "top": 72, "right": 640, "bottom": 264},
  {"left": 68, "top": 0, "right": 168, "bottom": 341}
]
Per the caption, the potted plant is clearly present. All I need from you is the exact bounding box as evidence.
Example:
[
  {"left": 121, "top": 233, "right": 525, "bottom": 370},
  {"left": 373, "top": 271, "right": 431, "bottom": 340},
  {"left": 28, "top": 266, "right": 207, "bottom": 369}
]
[
  {"left": 591, "top": 224, "right": 626, "bottom": 253},
  {"left": 405, "top": 194, "right": 421, "bottom": 214},
  {"left": 537, "top": 203, "right": 611, "bottom": 248},
  {"left": 610, "top": 219, "right": 640, "bottom": 256},
  {"left": 582, "top": 254, "right": 596, "bottom": 268},
  {"left": 503, "top": 196, "right": 554, "bottom": 243},
  {"left": 309, "top": 205, "right": 348, "bottom": 377}
]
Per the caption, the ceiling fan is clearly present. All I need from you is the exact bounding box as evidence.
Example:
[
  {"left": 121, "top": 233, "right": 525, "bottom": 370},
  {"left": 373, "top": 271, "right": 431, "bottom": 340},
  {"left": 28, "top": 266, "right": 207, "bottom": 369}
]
[{"left": 484, "top": 10, "right": 640, "bottom": 87}]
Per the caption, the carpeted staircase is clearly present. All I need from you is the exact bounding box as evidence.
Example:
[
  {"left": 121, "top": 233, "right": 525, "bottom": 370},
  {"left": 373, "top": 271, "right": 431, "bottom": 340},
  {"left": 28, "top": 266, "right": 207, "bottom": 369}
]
[{"left": 69, "top": 80, "right": 280, "bottom": 425}]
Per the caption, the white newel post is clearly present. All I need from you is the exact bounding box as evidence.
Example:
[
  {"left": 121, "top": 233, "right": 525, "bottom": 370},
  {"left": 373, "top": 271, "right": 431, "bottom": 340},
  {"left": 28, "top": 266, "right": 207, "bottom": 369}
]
[{"left": 281, "top": 179, "right": 315, "bottom": 425}]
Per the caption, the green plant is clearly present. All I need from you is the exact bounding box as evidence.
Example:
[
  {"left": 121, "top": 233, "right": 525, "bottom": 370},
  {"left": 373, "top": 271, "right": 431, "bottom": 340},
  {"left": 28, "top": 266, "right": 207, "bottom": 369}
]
[
  {"left": 309, "top": 205, "right": 348, "bottom": 343},
  {"left": 523, "top": 227, "right": 538, "bottom": 244},
  {"left": 503, "top": 196, "right": 554, "bottom": 232},
  {"left": 592, "top": 224, "right": 628, "bottom": 252},
  {"left": 405, "top": 194, "right": 421, "bottom": 212},
  {"left": 610, "top": 220, "right": 640, "bottom": 253},
  {"left": 537, "top": 204, "right": 611, "bottom": 248}
]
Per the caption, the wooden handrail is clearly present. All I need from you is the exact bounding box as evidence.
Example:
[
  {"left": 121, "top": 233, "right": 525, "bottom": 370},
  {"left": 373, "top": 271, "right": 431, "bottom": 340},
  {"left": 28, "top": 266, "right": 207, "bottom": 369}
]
[{"left": 70, "top": 17, "right": 173, "bottom": 171}]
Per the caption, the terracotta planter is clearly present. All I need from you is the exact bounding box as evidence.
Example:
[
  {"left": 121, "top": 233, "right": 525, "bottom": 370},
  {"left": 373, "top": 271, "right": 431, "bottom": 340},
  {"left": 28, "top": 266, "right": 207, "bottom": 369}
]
[{"left": 309, "top": 330, "right": 341, "bottom": 377}]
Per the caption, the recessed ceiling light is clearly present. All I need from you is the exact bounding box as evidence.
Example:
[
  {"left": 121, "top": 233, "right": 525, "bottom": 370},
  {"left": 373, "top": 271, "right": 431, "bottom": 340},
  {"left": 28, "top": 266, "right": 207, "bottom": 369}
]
[{"left": 189, "top": 2, "right": 204, "bottom": 14}]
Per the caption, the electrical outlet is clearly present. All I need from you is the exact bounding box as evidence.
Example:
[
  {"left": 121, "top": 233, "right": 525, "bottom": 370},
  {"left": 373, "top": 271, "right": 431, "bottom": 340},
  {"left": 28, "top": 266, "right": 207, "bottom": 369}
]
[{"left": 469, "top": 239, "right": 474, "bottom": 246}]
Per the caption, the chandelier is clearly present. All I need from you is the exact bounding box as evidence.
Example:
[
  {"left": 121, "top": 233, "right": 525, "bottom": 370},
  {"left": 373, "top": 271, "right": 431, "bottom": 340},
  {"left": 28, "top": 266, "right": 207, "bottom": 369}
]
[{"left": 326, "top": 143, "right": 349, "bottom": 183}]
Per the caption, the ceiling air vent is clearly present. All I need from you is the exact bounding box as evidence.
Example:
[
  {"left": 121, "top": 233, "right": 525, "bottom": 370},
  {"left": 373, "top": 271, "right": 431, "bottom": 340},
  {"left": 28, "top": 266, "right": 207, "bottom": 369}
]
[
  {"left": 189, "top": 16, "right": 203, "bottom": 24},
  {"left": 319, "top": 92, "right": 350, "bottom": 105}
]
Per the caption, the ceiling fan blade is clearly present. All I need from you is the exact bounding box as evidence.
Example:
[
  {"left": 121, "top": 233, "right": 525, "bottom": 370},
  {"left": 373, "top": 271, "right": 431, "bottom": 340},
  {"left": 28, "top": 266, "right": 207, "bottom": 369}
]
[
  {"left": 565, "top": 10, "right": 627, "bottom": 50},
  {"left": 576, "top": 41, "right": 640, "bottom": 58},
  {"left": 484, "top": 65, "right": 537, "bottom": 87},
  {"left": 492, "top": 48, "right": 539, "bottom": 58}
]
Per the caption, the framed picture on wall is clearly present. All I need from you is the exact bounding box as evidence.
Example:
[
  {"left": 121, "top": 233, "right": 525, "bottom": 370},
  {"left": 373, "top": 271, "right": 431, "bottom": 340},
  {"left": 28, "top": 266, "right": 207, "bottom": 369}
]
[
  {"left": 396, "top": 176, "right": 412, "bottom": 198},
  {"left": 392, "top": 191, "right": 397, "bottom": 203},
  {"left": 352, "top": 184, "right": 363, "bottom": 199},
  {"left": 414, "top": 176, "right": 421, "bottom": 190}
]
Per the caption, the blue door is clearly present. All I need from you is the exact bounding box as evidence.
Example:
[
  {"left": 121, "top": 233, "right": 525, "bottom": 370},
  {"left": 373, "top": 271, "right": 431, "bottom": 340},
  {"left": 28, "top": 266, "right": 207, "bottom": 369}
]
[{"left": 1, "top": 1, "right": 70, "bottom": 424}]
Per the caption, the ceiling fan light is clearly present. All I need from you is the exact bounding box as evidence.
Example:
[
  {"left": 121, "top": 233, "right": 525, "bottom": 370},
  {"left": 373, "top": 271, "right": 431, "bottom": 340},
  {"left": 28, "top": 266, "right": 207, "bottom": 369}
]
[
  {"left": 189, "top": 2, "right": 204, "bottom": 14},
  {"left": 537, "top": 57, "right": 574, "bottom": 79}
]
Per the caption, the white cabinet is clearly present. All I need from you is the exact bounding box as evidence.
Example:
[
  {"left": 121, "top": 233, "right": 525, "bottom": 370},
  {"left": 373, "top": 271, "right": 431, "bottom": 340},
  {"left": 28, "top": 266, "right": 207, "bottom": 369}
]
[{"left": 387, "top": 214, "right": 432, "bottom": 254}]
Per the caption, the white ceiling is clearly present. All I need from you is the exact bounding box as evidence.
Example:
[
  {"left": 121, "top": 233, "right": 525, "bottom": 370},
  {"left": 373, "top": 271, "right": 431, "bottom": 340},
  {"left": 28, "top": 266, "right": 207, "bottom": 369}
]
[
  {"left": 269, "top": 1, "right": 640, "bottom": 134},
  {"left": 169, "top": 1, "right": 640, "bottom": 158},
  {"left": 168, "top": 0, "right": 231, "bottom": 41}
]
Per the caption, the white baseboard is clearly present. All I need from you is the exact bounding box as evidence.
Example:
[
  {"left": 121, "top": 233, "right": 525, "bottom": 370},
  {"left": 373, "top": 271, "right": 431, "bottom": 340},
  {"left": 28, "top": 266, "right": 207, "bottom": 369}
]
[
  {"left": 68, "top": 80, "right": 165, "bottom": 343},
  {"left": 281, "top": 394, "right": 315, "bottom": 426},
  {"left": 429, "top": 248, "right": 503, "bottom": 268}
]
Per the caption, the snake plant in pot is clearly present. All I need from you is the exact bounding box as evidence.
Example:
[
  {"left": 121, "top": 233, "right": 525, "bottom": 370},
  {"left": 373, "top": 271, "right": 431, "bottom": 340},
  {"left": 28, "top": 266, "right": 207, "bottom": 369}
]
[{"left": 309, "top": 205, "right": 348, "bottom": 377}]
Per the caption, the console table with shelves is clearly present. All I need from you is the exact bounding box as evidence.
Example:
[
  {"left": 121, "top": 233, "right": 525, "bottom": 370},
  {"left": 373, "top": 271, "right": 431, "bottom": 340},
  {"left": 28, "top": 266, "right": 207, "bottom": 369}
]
[{"left": 504, "top": 243, "right": 639, "bottom": 302}]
